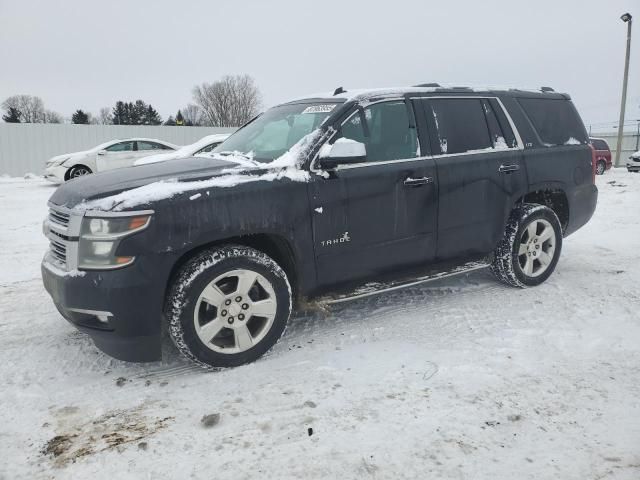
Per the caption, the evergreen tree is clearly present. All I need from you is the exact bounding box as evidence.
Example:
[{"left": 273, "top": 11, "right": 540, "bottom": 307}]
[
  {"left": 164, "top": 116, "right": 175, "bottom": 126},
  {"left": 144, "top": 104, "right": 162, "bottom": 125},
  {"left": 175, "top": 110, "right": 184, "bottom": 126},
  {"left": 133, "top": 100, "right": 146, "bottom": 124},
  {"left": 112, "top": 101, "right": 127, "bottom": 125},
  {"left": 2, "top": 107, "right": 21, "bottom": 123},
  {"left": 71, "top": 109, "right": 89, "bottom": 124}
]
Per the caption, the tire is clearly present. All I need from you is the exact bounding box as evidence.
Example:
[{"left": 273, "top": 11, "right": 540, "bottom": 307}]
[
  {"left": 166, "top": 245, "right": 292, "bottom": 368},
  {"left": 68, "top": 165, "right": 92, "bottom": 180},
  {"left": 596, "top": 161, "right": 606, "bottom": 175},
  {"left": 490, "top": 204, "right": 563, "bottom": 288}
]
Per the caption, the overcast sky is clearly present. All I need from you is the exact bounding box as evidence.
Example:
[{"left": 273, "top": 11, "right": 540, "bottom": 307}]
[{"left": 0, "top": 0, "right": 637, "bottom": 130}]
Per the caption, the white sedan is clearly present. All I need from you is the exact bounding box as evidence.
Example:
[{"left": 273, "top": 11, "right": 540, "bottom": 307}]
[
  {"left": 44, "top": 138, "right": 178, "bottom": 183},
  {"left": 134, "top": 134, "right": 230, "bottom": 166}
]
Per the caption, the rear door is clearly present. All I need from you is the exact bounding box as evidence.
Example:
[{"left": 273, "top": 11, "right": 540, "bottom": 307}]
[
  {"left": 309, "top": 100, "right": 438, "bottom": 287},
  {"left": 417, "top": 97, "right": 526, "bottom": 259}
]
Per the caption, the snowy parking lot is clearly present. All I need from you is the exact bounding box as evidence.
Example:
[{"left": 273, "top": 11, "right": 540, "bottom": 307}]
[{"left": 1, "top": 170, "right": 639, "bottom": 479}]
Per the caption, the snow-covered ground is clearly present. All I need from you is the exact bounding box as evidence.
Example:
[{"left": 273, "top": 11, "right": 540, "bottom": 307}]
[{"left": 1, "top": 170, "right": 639, "bottom": 479}]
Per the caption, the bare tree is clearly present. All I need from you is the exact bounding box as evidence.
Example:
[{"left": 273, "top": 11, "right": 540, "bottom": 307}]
[
  {"left": 43, "top": 110, "right": 63, "bottom": 123},
  {"left": 97, "top": 107, "right": 113, "bottom": 124},
  {"left": 2, "top": 95, "right": 45, "bottom": 123},
  {"left": 192, "top": 75, "right": 261, "bottom": 127},
  {"left": 182, "top": 103, "right": 204, "bottom": 126}
]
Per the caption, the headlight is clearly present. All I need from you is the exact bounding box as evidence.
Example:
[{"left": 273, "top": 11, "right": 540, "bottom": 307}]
[
  {"left": 48, "top": 157, "right": 70, "bottom": 167},
  {"left": 78, "top": 213, "right": 152, "bottom": 269}
]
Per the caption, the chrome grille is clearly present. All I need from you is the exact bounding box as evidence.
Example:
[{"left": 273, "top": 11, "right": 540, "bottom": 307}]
[
  {"left": 49, "top": 239, "right": 67, "bottom": 264},
  {"left": 49, "top": 208, "right": 70, "bottom": 228}
]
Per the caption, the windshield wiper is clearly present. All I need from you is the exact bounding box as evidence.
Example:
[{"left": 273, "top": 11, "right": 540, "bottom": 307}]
[{"left": 211, "top": 151, "right": 260, "bottom": 166}]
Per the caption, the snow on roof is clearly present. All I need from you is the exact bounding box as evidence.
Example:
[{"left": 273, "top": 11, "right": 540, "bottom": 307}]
[{"left": 290, "top": 84, "right": 562, "bottom": 103}]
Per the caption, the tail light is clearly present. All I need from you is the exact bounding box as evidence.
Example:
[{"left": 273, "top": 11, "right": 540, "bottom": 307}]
[{"left": 588, "top": 143, "right": 596, "bottom": 183}]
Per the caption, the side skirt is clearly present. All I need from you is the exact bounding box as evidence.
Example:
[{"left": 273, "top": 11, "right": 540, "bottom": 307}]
[{"left": 315, "top": 258, "right": 491, "bottom": 305}]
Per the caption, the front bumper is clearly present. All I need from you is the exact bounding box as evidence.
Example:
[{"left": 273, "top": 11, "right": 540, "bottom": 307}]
[
  {"left": 41, "top": 253, "right": 164, "bottom": 362},
  {"left": 627, "top": 163, "right": 640, "bottom": 172},
  {"left": 44, "top": 165, "right": 67, "bottom": 183}
]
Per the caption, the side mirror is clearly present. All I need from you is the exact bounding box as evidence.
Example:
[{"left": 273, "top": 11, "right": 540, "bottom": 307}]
[
  {"left": 317, "top": 138, "right": 366, "bottom": 170},
  {"left": 97, "top": 150, "right": 107, "bottom": 156}
]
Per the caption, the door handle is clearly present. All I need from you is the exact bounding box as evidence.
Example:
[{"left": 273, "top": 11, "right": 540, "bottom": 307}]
[
  {"left": 404, "top": 176, "right": 433, "bottom": 187},
  {"left": 498, "top": 164, "right": 520, "bottom": 173}
]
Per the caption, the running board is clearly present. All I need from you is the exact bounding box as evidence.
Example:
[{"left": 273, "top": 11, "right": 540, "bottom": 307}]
[{"left": 316, "top": 260, "right": 491, "bottom": 305}]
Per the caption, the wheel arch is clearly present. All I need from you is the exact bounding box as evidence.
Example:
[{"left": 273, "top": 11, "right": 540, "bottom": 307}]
[
  {"left": 165, "top": 233, "right": 300, "bottom": 303},
  {"left": 515, "top": 187, "right": 569, "bottom": 233},
  {"left": 64, "top": 164, "right": 93, "bottom": 181}
]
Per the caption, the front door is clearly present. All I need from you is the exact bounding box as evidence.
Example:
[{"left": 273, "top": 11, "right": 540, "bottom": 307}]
[
  {"left": 309, "top": 100, "right": 438, "bottom": 288},
  {"left": 417, "top": 97, "right": 526, "bottom": 259},
  {"left": 96, "top": 140, "right": 137, "bottom": 171}
]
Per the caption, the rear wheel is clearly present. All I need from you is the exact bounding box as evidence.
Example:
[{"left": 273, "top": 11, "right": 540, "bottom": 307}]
[
  {"left": 596, "top": 160, "right": 606, "bottom": 175},
  {"left": 166, "top": 245, "right": 292, "bottom": 368},
  {"left": 491, "top": 204, "right": 563, "bottom": 288}
]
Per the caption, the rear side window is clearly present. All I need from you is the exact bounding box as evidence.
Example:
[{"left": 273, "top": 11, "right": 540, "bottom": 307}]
[
  {"left": 518, "top": 98, "right": 588, "bottom": 146},
  {"left": 591, "top": 139, "right": 609, "bottom": 151},
  {"left": 427, "top": 99, "right": 491, "bottom": 154}
]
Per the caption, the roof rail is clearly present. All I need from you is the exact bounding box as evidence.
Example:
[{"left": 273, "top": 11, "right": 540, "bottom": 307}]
[
  {"left": 413, "top": 83, "right": 441, "bottom": 87},
  {"left": 540, "top": 86, "right": 555, "bottom": 92}
]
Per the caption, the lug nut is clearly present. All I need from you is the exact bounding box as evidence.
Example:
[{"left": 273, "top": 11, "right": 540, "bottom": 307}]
[
  {"left": 228, "top": 317, "right": 234, "bottom": 324},
  {"left": 235, "top": 296, "right": 242, "bottom": 302},
  {"left": 242, "top": 303, "right": 249, "bottom": 310},
  {"left": 238, "top": 314, "right": 245, "bottom": 321},
  {"left": 225, "top": 299, "right": 231, "bottom": 306},
  {"left": 221, "top": 310, "right": 227, "bottom": 316}
]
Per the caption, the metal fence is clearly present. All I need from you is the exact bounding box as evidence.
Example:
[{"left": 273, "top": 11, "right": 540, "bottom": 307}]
[{"left": 0, "top": 124, "right": 236, "bottom": 177}]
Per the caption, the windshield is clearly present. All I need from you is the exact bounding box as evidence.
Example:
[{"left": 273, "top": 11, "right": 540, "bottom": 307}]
[{"left": 213, "top": 103, "right": 338, "bottom": 162}]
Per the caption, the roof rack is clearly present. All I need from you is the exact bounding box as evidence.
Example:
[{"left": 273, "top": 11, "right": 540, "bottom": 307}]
[
  {"left": 540, "top": 86, "right": 555, "bottom": 92},
  {"left": 413, "top": 83, "right": 441, "bottom": 87}
]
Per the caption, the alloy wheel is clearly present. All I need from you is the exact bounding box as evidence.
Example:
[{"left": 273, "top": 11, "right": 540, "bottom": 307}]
[
  {"left": 517, "top": 219, "right": 556, "bottom": 278},
  {"left": 193, "top": 269, "right": 277, "bottom": 354}
]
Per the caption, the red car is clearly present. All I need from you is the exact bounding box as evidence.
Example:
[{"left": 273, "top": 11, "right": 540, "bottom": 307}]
[{"left": 590, "top": 137, "right": 612, "bottom": 175}]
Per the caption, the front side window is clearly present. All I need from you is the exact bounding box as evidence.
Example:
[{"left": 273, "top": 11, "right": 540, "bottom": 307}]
[
  {"left": 105, "top": 141, "right": 134, "bottom": 152},
  {"left": 336, "top": 101, "right": 419, "bottom": 162},
  {"left": 213, "top": 102, "right": 338, "bottom": 162},
  {"left": 427, "top": 99, "right": 492, "bottom": 155}
]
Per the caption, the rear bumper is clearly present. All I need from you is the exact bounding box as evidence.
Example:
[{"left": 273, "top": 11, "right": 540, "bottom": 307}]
[
  {"left": 41, "top": 254, "right": 165, "bottom": 362},
  {"left": 564, "top": 183, "right": 598, "bottom": 237}
]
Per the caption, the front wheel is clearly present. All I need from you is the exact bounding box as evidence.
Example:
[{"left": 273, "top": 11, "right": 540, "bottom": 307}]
[
  {"left": 68, "top": 165, "right": 92, "bottom": 179},
  {"left": 491, "top": 204, "right": 563, "bottom": 288},
  {"left": 166, "top": 245, "right": 292, "bottom": 368}
]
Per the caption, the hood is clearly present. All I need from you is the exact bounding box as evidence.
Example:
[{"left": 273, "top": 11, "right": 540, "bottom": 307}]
[
  {"left": 47, "top": 150, "right": 90, "bottom": 164},
  {"left": 49, "top": 156, "right": 248, "bottom": 209}
]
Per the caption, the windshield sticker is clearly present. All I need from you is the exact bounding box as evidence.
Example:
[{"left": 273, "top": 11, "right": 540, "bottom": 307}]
[{"left": 302, "top": 104, "right": 336, "bottom": 114}]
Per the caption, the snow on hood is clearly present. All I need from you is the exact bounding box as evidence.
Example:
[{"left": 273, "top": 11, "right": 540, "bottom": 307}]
[
  {"left": 78, "top": 130, "right": 325, "bottom": 212},
  {"left": 631, "top": 150, "right": 640, "bottom": 159}
]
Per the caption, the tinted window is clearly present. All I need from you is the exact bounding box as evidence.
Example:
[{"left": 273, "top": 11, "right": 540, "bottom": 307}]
[
  {"left": 591, "top": 139, "right": 609, "bottom": 151},
  {"left": 338, "top": 101, "right": 418, "bottom": 162},
  {"left": 427, "top": 99, "right": 491, "bottom": 154},
  {"left": 105, "top": 141, "right": 134, "bottom": 152},
  {"left": 137, "top": 141, "right": 169, "bottom": 151},
  {"left": 518, "top": 98, "right": 588, "bottom": 146}
]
